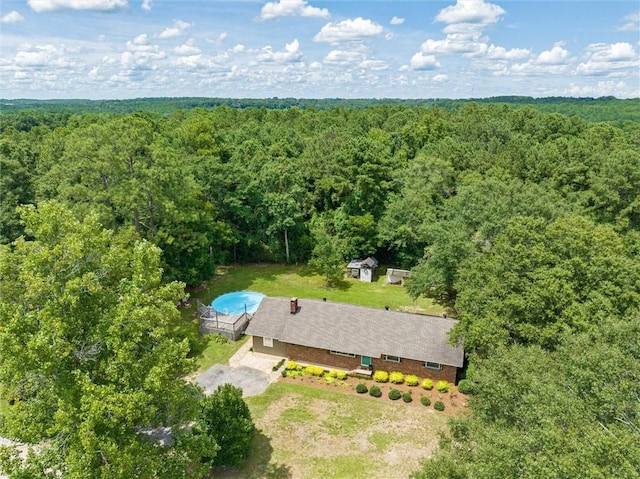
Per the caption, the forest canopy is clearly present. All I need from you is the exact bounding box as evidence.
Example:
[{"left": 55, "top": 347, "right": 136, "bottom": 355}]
[{"left": 1, "top": 97, "right": 639, "bottom": 477}]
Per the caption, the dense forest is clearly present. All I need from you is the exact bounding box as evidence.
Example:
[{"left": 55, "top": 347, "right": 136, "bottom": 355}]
[{"left": 1, "top": 98, "right": 639, "bottom": 477}]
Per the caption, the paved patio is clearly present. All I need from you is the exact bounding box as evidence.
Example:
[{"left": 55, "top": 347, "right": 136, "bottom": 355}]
[{"left": 195, "top": 339, "right": 284, "bottom": 397}]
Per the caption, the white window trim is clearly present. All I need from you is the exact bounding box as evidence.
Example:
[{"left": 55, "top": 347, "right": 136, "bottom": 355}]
[
  {"left": 424, "top": 361, "right": 442, "bottom": 370},
  {"left": 262, "top": 337, "right": 273, "bottom": 348},
  {"left": 330, "top": 350, "right": 356, "bottom": 358},
  {"left": 384, "top": 355, "right": 401, "bottom": 363}
]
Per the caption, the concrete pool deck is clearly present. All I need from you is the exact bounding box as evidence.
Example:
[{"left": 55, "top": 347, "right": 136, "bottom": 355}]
[{"left": 195, "top": 339, "right": 284, "bottom": 397}]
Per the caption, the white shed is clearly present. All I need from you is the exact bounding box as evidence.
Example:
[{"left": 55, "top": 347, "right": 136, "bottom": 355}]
[
  {"left": 346, "top": 257, "right": 379, "bottom": 283},
  {"left": 386, "top": 268, "right": 412, "bottom": 285}
]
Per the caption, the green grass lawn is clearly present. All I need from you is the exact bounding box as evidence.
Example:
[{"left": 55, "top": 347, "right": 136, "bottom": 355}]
[
  {"left": 214, "top": 381, "right": 448, "bottom": 479},
  {"left": 187, "top": 263, "right": 443, "bottom": 315}
]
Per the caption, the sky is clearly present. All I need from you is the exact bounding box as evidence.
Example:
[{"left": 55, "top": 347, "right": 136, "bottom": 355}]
[{"left": 1, "top": 0, "right": 639, "bottom": 99}]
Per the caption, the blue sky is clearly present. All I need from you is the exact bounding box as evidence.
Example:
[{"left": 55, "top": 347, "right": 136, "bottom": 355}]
[{"left": 1, "top": 1, "right": 638, "bottom": 99}]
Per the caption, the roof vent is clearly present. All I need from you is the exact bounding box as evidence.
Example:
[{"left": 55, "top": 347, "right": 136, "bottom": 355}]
[{"left": 290, "top": 297, "right": 298, "bottom": 314}]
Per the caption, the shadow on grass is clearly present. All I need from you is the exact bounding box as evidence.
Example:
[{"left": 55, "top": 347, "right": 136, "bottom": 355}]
[{"left": 211, "top": 429, "right": 291, "bottom": 479}]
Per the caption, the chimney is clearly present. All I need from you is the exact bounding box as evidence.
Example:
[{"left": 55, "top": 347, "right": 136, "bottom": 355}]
[{"left": 290, "top": 297, "right": 298, "bottom": 314}]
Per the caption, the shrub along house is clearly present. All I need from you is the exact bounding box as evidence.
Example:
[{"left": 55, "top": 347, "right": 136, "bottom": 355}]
[{"left": 245, "top": 297, "right": 463, "bottom": 383}]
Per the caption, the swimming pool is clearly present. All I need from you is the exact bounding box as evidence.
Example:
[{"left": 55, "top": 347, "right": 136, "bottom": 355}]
[{"left": 211, "top": 291, "right": 265, "bottom": 315}]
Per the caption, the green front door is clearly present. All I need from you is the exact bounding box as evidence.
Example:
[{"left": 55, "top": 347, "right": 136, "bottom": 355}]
[{"left": 361, "top": 355, "right": 371, "bottom": 367}]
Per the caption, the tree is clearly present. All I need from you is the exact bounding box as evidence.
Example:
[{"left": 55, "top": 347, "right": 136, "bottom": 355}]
[
  {"left": 309, "top": 213, "right": 347, "bottom": 287},
  {"left": 452, "top": 215, "right": 640, "bottom": 358},
  {"left": 0, "top": 201, "right": 211, "bottom": 478},
  {"left": 192, "top": 384, "right": 255, "bottom": 467},
  {"left": 412, "top": 316, "right": 640, "bottom": 479}
]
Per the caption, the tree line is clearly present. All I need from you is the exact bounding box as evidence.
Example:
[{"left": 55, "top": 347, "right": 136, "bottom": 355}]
[{"left": 1, "top": 99, "right": 639, "bottom": 477}]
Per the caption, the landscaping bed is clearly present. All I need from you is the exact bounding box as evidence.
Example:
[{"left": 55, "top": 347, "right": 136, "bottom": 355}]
[{"left": 279, "top": 362, "right": 469, "bottom": 416}]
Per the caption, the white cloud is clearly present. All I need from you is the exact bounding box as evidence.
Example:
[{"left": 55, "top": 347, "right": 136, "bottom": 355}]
[
  {"left": 174, "top": 41, "right": 201, "bottom": 56},
  {"left": 314, "top": 17, "right": 383, "bottom": 43},
  {"left": 435, "top": 0, "right": 505, "bottom": 27},
  {"left": 567, "top": 80, "right": 634, "bottom": 97},
  {"left": 27, "top": 0, "right": 127, "bottom": 13},
  {"left": 309, "top": 61, "right": 323, "bottom": 70},
  {"left": 486, "top": 44, "right": 530, "bottom": 60},
  {"left": 158, "top": 20, "right": 192, "bottom": 39},
  {"left": 230, "top": 44, "right": 245, "bottom": 53},
  {"left": 617, "top": 12, "right": 639, "bottom": 32},
  {"left": 121, "top": 34, "right": 166, "bottom": 69},
  {"left": 432, "top": 73, "right": 448, "bottom": 82},
  {"left": 576, "top": 42, "right": 639, "bottom": 76},
  {"left": 324, "top": 49, "right": 363, "bottom": 65},
  {"left": 260, "top": 0, "right": 329, "bottom": 20},
  {"left": 536, "top": 45, "right": 569, "bottom": 65},
  {"left": 359, "top": 59, "right": 389, "bottom": 71},
  {"left": 410, "top": 52, "right": 440, "bottom": 70},
  {"left": 257, "top": 39, "right": 302, "bottom": 62},
  {"left": 390, "top": 16, "right": 405, "bottom": 25},
  {"left": 141, "top": 0, "right": 152, "bottom": 12},
  {"left": 12, "top": 44, "right": 75, "bottom": 69},
  {"left": 419, "top": 33, "right": 488, "bottom": 57},
  {"left": 218, "top": 32, "right": 228, "bottom": 42},
  {"left": 1, "top": 11, "right": 25, "bottom": 23}
]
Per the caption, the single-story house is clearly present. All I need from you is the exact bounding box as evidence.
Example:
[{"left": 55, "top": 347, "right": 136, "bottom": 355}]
[
  {"left": 245, "top": 297, "right": 463, "bottom": 383},
  {"left": 346, "top": 257, "right": 378, "bottom": 283},
  {"left": 386, "top": 268, "right": 412, "bottom": 285}
]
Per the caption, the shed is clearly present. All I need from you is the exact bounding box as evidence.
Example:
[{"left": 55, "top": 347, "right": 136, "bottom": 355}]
[
  {"left": 346, "top": 257, "right": 379, "bottom": 283},
  {"left": 386, "top": 268, "right": 412, "bottom": 285}
]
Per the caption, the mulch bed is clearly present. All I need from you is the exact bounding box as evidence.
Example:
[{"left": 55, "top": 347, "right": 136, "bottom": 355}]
[{"left": 278, "top": 373, "right": 469, "bottom": 416}]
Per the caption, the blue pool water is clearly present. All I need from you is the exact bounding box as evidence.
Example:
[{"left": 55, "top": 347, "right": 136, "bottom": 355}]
[{"left": 211, "top": 291, "right": 265, "bottom": 315}]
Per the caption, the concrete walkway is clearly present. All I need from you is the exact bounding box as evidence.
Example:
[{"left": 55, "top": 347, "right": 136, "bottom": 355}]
[{"left": 195, "top": 339, "right": 284, "bottom": 398}]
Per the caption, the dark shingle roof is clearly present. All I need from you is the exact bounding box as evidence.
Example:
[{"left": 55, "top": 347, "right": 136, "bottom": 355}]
[{"left": 245, "top": 297, "right": 463, "bottom": 367}]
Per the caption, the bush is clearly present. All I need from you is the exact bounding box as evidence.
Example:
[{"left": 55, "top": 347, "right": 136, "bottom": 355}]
[
  {"left": 336, "top": 370, "right": 347, "bottom": 380},
  {"left": 327, "top": 369, "right": 338, "bottom": 378},
  {"left": 405, "top": 374, "right": 419, "bottom": 386},
  {"left": 285, "top": 361, "right": 298, "bottom": 370},
  {"left": 421, "top": 378, "right": 433, "bottom": 390},
  {"left": 356, "top": 383, "right": 368, "bottom": 394},
  {"left": 434, "top": 400, "right": 445, "bottom": 411},
  {"left": 388, "top": 389, "right": 402, "bottom": 400},
  {"left": 389, "top": 371, "right": 404, "bottom": 384},
  {"left": 272, "top": 358, "right": 285, "bottom": 371},
  {"left": 196, "top": 384, "right": 255, "bottom": 466},
  {"left": 210, "top": 334, "right": 229, "bottom": 345},
  {"left": 420, "top": 396, "right": 431, "bottom": 407},
  {"left": 436, "top": 380, "right": 449, "bottom": 393},
  {"left": 304, "top": 365, "right": 325, "bottom": 377},
  {"left": 457, "top": 379, "right": 475, "bottom": 395},
  {"left": 373, "top": 370, "right": 389, "bottom": 383},
  {"left": 402, "top": 392, "right": 413, "bottom": 403},
  {"left": 369, "top": 385, "right": 382, "bottom": 398}
]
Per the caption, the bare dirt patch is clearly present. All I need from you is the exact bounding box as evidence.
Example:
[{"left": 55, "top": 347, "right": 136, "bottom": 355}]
[{"left": 219, "top": 381, "right": 455, "bottom": 479}]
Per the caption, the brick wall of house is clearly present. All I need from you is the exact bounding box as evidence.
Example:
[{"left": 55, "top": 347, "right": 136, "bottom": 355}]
[
  {"left": 286, "top": 343, "right": 458, "bottom": 384},
  {"left": 286, "top": 343, "right": 360, "bottom": 370}
]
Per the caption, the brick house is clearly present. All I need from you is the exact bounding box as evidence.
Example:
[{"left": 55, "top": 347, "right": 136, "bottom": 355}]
[{"left": 245, "top": 297, "right": 464, "bottom": 383}]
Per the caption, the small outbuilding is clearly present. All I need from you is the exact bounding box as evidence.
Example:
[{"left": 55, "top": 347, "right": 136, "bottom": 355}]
[
  {"left": 346, "top": 257, "right": 379, "bottom": 283},
  {"left": 386, "top": 268, "right": 412, "bottom": 285}
]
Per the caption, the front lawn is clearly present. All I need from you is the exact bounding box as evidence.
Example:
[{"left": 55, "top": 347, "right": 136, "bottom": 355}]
[{"left": 213, "top": 381, "right": 449, "bottom": 479}]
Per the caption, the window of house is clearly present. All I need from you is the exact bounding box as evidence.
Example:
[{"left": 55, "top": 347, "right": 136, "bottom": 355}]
[
  {"left": 424, "top": 361, "right": 442, "bottom": 370},
  {"left": 384, "top": 355, "right": 401, "bottom": 363},
  {"left": 330, "top": 350, "right": 355, "bottom": 358},
  {"left": 262, "top": 337, "right": 273, "bottom": 348}
]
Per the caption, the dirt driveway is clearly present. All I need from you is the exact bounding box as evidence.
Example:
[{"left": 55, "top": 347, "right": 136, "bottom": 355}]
[{"left": 195, "top": 340, "right": 283, "bottom": 397}]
